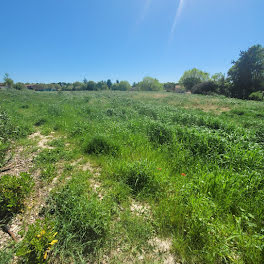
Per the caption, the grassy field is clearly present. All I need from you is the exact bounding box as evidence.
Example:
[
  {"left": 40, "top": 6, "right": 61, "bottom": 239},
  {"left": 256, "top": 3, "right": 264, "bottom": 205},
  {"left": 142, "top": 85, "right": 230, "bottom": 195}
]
[{"left": 0, "top": 89, "right": 264, "bottom": 263}]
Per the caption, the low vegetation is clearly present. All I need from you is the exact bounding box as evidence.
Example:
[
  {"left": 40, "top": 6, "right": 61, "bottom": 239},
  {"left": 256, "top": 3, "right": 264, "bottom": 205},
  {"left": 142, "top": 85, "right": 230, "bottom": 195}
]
[
  {"left": 0, "top": 89, "right": 264, "bottom": 263},
  {"left": 0, "top": 173, "right": 34, "bottom": 222}
]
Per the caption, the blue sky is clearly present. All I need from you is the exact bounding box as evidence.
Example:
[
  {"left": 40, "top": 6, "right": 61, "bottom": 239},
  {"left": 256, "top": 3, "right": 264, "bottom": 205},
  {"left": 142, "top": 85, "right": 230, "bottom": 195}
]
[{"left": 0, "top": 0, "right": 263, "bottom": 83}]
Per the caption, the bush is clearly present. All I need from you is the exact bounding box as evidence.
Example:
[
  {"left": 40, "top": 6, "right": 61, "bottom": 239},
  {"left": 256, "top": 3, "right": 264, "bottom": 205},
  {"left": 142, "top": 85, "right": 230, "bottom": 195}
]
[
  {"left": 136, "top": 77, "right": 164, "bottom": 91},
  {"left": 34, "top": 118, "right": 47, "bottom": 126},
  {"left": 84, "top": 136, "right": 119, "bottom": 155},
  {"left": 192, "top": 81, "right": 219, "bottom": 95},
  {"left": 147, "top": 122, "right": 173, "bottom": 145},
  {"left": 115, "top": 160, "right": 160, "bottom": 195},
  {"left": 0, "top": 173, "right": 34, "bottom": 222},
  {"left": 249, "top": 91, "right": 264, "bottom": 101},
  {"left": 14, "top": 82, "right": 26, "bottom": 90},
  {"left": 112, "top": 81, "right": 131, "bottom": 91},
  {"left": 16, "top": 219, "right": 58, "bottom": 264}
]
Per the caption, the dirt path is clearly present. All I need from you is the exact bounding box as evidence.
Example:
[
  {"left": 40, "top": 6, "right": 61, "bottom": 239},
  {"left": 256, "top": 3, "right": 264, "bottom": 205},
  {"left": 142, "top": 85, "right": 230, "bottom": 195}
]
[{"left": 0, "top": 131, "right": 59, "bottom": 250}]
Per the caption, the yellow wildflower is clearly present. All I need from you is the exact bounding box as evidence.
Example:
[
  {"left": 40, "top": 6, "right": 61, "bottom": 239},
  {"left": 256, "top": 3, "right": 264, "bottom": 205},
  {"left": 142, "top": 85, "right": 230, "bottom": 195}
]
[
  {"left": 53, "top": 232, "right": 58, "bottom": 237},
  {"left": 43, "top": 251, "right": 48, "bottom": 260},
  {"left": 37, "top": 230, "right": 46, "bottom": 238},
  {"left": 49, "top": 240, "right": 58, "bottom": 246}
]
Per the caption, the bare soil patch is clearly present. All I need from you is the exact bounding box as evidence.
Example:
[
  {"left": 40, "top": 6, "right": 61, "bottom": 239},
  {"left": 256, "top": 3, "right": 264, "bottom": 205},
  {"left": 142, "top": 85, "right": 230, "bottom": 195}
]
[{"left": 183, "top": 104, "right": 230, "bottom": 113}]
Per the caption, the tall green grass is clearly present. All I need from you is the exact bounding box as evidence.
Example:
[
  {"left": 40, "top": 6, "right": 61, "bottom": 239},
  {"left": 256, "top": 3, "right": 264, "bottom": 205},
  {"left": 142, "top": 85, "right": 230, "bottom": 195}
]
[{"left": 1, "top": 89, "right": 264, "bottom": 263}]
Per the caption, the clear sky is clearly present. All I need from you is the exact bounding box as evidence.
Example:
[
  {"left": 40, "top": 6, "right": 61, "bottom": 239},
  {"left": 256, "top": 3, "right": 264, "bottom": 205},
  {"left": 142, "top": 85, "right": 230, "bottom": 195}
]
[{"left": 0, "top": 0, "right": 263, "bottom": 84}]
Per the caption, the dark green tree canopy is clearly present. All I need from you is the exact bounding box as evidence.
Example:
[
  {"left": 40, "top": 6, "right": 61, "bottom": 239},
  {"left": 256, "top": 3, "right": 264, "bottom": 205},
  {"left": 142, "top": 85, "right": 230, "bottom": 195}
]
[
  {"left": 228, "top": 44, "right": 264, "bottom": 99},
  {"left": 106, "top": 79, "right": 112, "bottom": 89},
  {"left": 86, "top": 81, "right": 97, "bottom": 91},
  {"left": 192, "top": 81, "right": 219, "bottom": 95}
]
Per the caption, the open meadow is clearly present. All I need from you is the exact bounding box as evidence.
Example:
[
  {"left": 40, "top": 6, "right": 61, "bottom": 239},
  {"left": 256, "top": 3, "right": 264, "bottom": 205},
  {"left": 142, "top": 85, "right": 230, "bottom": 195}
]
[{"left": 0, "top": 89, "right": 264, "bottom": 263}]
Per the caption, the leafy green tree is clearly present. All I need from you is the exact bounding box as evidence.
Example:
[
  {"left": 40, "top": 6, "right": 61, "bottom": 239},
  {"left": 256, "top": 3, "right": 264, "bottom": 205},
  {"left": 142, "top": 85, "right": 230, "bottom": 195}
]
[
  {"left": 96, "top": 81, "right": 108, "bottom": 90},
  {"left": 86, "top": 81, "right": 96, "bottom": 91},
  {"left": 211, "top": 73, "right": 225, "bottom": 84},
  {"left": 211, "top": 72, "right": 230, "bottom": 96},
  {"left": 179, "top": 68, "right": 210, "bottom": 91},
  {"left": 119, "top": 81, "right": 131, "bottom": 91},
  {"left": 14, "top": 82, "right": 26, "bottom": 90},
  {"left": 112, "top": 81, "right": 131, "bottom": 91},
  {"left": 3, "top": 73, "right": 14, "bottom": 88},
  {"left": 228, "top": 44, "right": 264, "bottom": 99},
  {"left": 106, "top": 79, "right": 112, "bottom": 89},
  {"left": 73, "top": 81, "right": 84, "bottom": 91},
  {"left": 137, "top": 77, "right": 163, "bottom": 91}
]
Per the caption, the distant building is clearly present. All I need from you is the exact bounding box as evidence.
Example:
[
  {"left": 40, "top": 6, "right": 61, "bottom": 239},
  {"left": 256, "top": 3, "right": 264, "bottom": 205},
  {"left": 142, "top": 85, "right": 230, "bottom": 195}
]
[{"left": 0, "top": 83, "right": 5, "bottom": 87}]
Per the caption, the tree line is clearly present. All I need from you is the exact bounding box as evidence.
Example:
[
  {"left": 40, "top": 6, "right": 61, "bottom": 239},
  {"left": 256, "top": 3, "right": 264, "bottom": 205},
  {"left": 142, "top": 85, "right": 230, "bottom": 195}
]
[
  {"left": 179, "top": 45, "right": 264, "bottom": 100},
  {"left": 1, "top": 44, "right": 264, "bottom": 100}
]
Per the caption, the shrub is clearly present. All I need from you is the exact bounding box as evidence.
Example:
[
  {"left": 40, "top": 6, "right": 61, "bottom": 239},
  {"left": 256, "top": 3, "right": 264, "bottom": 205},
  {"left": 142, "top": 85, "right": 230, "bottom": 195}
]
[
  {"left": 0, "top": 173, "right": 34, "bottom": 222},
  {"left": 106, "top": 108, "right": 114, "bottom": 116},
  {"left": 192, "top": 81, "right": 219, "bottom": 95},
  {"left": 147, "top": 122, "right": 173, "bottom": 145},
  {"left": 34, "top": 118, "right": 47, "bottom": 126},
  {"left": 16, "top": 219, "right": 58, "bottom": 264},
  {"left": 111, "top": 81, "right": 131, "bottom": 91},
  {"left": 115, "top": 160, "right": 160, "bottom": 196},
  {"left": 249, "top": 91, "right": 264, "bottom": 101},
  {"left": 21, "top": 104, "right": 29, "bottom": 109},
  {"left": 14, "top": 82, "right": 26, "bottom": 90},
  {"left": 84, "top": 136, "right": 119, "bottom": 155},
  {"left": 136, "top": 77, "right": 164, "bottom": 91}
]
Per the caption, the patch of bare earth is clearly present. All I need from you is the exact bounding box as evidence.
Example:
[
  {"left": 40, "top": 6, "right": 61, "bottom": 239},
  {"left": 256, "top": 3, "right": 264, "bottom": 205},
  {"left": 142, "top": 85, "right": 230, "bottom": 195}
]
[
  {"left": 151, "top": 93, "right": 170, "bottom": 99},
  {"left": 0, "top": 131, "right": 60, "bottom": 250},
  {"left": 28, "top": 131, "right": 56, "bottom": 150},
  {"left": 184, "top": 104, "right": 230, "bottom": 113},
  {"left": 102, "top": 200, "right": 177, "bottom": 263},
  {"left": 130, "top": 200, "right": 152, "bottom": 219},
  {"left": 147, "top": 237, "right": 179, "bottom": 264},
  {"left": 103, "top": 235, "right": 178, "bottom": 264}
]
